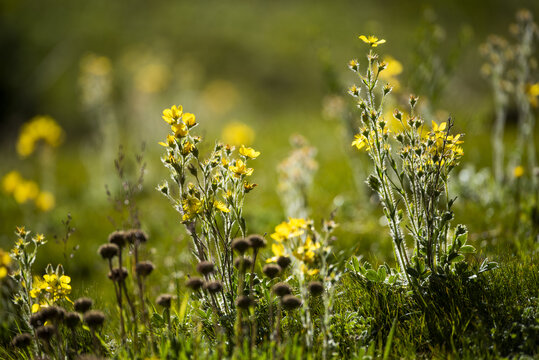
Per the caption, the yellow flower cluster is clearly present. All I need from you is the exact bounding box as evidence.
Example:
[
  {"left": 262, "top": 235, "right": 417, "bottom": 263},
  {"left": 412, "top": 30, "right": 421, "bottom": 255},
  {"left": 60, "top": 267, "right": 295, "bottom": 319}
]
[
  {"left": 0, "top": 248, "right": 11, "bottom": 279},
  {"left": 30, "top": 272, "right": 72, "bottom": 308},
  {"left": 17, "top": 115, "right": 64, "bottom": 157},
  {"left": 359, "top": 35, "right": 386, "bottom": 47},
  {"left": 1, "top": 171, "right": 55, "bottom": 211},
  {"left": 221, "top": 121, "right": 255, "bottom": 147},
  {"left": 526, "top": 82, "right": 539, "bottom": 107},
  {"left": 271, "top": 217, "right": 310, "bottom": 242},
  {"left": 429, "top": 121, "right": 464, "bottom": 159}
]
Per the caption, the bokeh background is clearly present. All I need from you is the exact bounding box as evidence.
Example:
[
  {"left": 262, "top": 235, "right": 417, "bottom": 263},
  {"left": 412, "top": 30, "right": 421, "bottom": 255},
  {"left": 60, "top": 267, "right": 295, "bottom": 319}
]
[{"left": 1, "top": 0, "right": 538, "bottom": 295}]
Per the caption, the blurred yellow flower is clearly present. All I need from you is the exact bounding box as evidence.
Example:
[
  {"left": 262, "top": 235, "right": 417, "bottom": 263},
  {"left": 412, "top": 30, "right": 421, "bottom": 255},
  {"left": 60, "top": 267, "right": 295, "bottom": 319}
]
[
  {"left": 35, "top": 191, "right": 55, "bottom": 212},
  {"left": 80, "top": 53, "right": 111, "bottom": 76},
  {"left": 222, "top": 122, "right": 255, "bottom": 147},
  {"left": 526, "top": 83, "right": 539, "bottom": 107},
  {"left": 266, "top": 242, "right": 287, "bottom": 263},
  {"left": 514, "top": 165, "right": 525, "bottom": 178},
  {"left": 213, "top": 200, "right": 230, "bottom": 213},
  {"left": 16, "top": 115, "right": 64, "bottom": 157},
  {"left": 270, "top": 217, "right": 309, "bottom": 242},
  {"left": 359, "top": 35, "right": 386, "bottom": 47},
  {"left": 378, "top": 56, "right": 403, "bottom": 91},
  {"left": 202, "top": 80, "right": 240, "bottom": 115},
  {"left": 300, "top": 263, "right": 319, "bottom": 276},
  {"left": 13, "top": 180, "right": 39, "bottom": 204},
  {"left": 135, "top": 62, "right": 169, "bottom": 94},
  {"left": 239, "top": 145, "right": 260, "bottom": 159},
  {"left": 2, "top": 171, "right": 23, "bottom": 194},
  {"left": 0, "top": 248, "right": 11, "bottom": 279}
]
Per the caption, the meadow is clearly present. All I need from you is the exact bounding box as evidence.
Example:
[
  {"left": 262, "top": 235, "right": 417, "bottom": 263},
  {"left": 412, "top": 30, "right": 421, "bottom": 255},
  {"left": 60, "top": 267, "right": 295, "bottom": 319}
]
[{"left": 0, "top": 1, "right": 538, "bottom": 359}]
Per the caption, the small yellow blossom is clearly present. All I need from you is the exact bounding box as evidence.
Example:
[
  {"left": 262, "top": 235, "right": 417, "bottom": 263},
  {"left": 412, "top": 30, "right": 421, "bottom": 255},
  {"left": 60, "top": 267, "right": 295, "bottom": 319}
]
[
  {"left": 243, "top": 182, "right": 257, "bottom": 193},
  {"left": 222, "top": 122, "right": 255, "bottom": 147},
  {"left": 2, "top": 171, "right": 23, "bottom": 194},
  {"left": 239, "top": 145, "right": 260, "bottom": 159},
  {"left": 229, "top": 159, "right": 254, "bottom": 178},
  {"left": 359, "top": 35, "right": 386, "bottom": 47},
  {"left": 266, "top": 242, "right": 287, "bottom": 263},
  {"left": 16, "top": 116, "right": 64, "bottom": 157},
  {"left": 213, "top": 200, "right": 230, "bottom": 213},
  {"left": 35, "top": 192, "right": 55, "bottom": 212},
  {"left": 300, "top": 263, "right": 319, "bottom": 276},
  {"left": 0, "top": 248, "right": 11, "bottom": 279},
  {"left": 514, "top": 166, "right": 525, "bottom": 178},
  {"left": 159, "top": 134, "right": 176, "bottom": 147},
  {"left": 13, "top": 180, "right": 39, "bottom": 204},
  {"left": 162, "top": 105, "right": 183, "bottom": 124},
  {"left": 182, "top": 196, "right": 203, "bottom": 221},
  {"left": 183, "top": 113, "right": 196, "bottom": 126},
  {"left": 526, "top": 83, "right": 539, "bottom": 107},
  {"left": 181, "top": 142, "right": 195, "bottom": 155},
  {"left": 172, "top": 123, "right": 189, "bottom": 138}
]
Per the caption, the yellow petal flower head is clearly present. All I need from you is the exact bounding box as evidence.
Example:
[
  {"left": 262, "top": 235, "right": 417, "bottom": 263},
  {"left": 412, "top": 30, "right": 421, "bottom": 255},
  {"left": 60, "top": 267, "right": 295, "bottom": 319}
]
[
  {"left": 162, "top": 105, "right": 183, "bottom": 124},
  {"left": 266, "top": 242, "right": 287, "bottom": 263},
  {"left": 182, "top": 113, "right": 196, "bottom": 127},
  {"left": 158, "top": 134, "right": 176, "bottom": 147},
  {"left": 359, "top": 35, "right": 386, "bottom": 47},
  {"left": 2, "top": 171, "right": 23, "bottom": 194},
  {"left": 514, "top": 165, "right": 525, "bottom": 178},
  {"left": 16, "top": 116, "right": 64, "bottom": 157},
  {"left": 213, "top": 200, "right": 230, "bottom": 213},
  {"left": 172, "top": 123, "right": 189, "bottom": 138},
  {"left": 239, "top": 145, "right": 260, "bottom": 159},
  {"left": 35, "top": 191, "right": 55, "bottom": 212},
  {"left": 229, "top": 159, "right": 254, "bottom": 178}
]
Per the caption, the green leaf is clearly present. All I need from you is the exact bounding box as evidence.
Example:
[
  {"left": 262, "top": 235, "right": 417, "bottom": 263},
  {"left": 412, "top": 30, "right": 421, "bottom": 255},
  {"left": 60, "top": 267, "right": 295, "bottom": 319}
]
[
  {"left": 406, "top": 267, "right": 419, "bottom": 278},
  {"left": 459, "top": 245, "right": 475, "bottom": 253},
  {"left": 450, "top": 254, "right": 465, "bottom": 263},
  {"left": 365, "top": 269, "right": 380, "bottom": 282},
  {"left": 378, "top": 266, "right": 387, "bottom": 281},
  {"left": 352, "top": 256, "right": 361, "bottom": 273}
]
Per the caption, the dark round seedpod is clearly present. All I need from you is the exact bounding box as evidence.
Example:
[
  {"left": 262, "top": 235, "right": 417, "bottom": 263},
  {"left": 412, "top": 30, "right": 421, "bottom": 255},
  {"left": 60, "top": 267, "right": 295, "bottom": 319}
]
[
  {"left": 196, "top": 261, "right": 215, "bottom": 276},
  {"left": 64, "top": 312, "right": 81, "bottom": 328},
  {"left": 231, "top": 238, "right": 250, "bottom": 254},
  {"left": 235, "top": 295, "right": 254, "bottom": 310},
  {"left": 40, "top": 306, "right": 63, "bottom": 322},
  {"left": 281, "top": 295, "right": 302, "bottom": 310},
  {"left": 74, "top": 297, "right": 94, "bottom": 313},
  {"left": 186, "top": 276, "right": 204, "bottom": 291},
  {"left": 108, "top": 230, "right": 127, "bottom": 248},
  {"left": 308, "top": 281, "right": 324, "bottom": 296},
  {"left": 12, "top": 333, "right": 32, "bottom": 348},
  {"left": 272, "top": 282, "right": 292, "bottom": 297},
  {"left": 135, "top": 261, "right": 155, "bottom": 277},
  {"left": 29, "top": 312, "right": 44, "bottom": 328},
  {"left": 277, "top": 256, "right": 291, "bottom": 270},
  {"left": 248, "top": 234, "right": 266, "bottom": 249},
  {"left": 84, "top": 310, "right": 105, "bottom": 329},
  {"left": 234, "top": 256, "right": 253, "bottom": 271},
  {"left": 126, "top": 229, "right": 148, "bottom": 244},
  {"left": 204, "top": 280, "right": 223, "bottom": 294},
  {"left": 98, "top": 243, "right": 118, "bottom": 260},
  {"left": 156, "top": 294, "right": 173, "bottom": 308},
  {"left": 108, "top": 267, "right": 129, "bottom": 282},
  {"left": 263, "top": 264, "right": 281, "bottom": 279},
  {"left": 36, "top": 325, "right": 55, "bottom": 342}
]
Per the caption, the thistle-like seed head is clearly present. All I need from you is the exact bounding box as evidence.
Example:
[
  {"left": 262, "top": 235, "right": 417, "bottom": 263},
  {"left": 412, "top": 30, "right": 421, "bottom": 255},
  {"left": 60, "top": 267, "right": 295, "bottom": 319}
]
[
  {"left": 186, "top": 276, "right": 204, "bottom": 291},
  {"left": 64, "top": 312, "right": 81, "bottom": 328},
  {"left": 135, "top": 261, "right": 155, "bottom": 277},
  {"left": 263, "top": 264, "right": 281, "bottom": 279},
  {"left": 196, "top": 261, "right": 215, "bottom": 276},
  {"left": 235, "top": 295, "right": 254, "bottom": 309},
  {"left": 84, "top": 310, "right": 105, "bottom": 329},
  {"left": 36, "top": 325, "right": 55, "bottom": 341},
  {"left": 126, "top": 229, "right": 148, "bottom": 244},
  {"left": 12, "top": 333, "right": 32, "bottom": 348},
  {"left": 272, "top": 282, "right": 292, "bottom": 297},
  {"left": 231, "top": 238, "right": 250, "bottom": 254},
  {"left": 156, "top": 294, "right": 174, "bottom": 308},
  {"left": 234, "top": 256, "right": 253, "bottom": 271},
  {"left": 308, "top": 281, "right": 324, "bottom": 296},
  {"left": 74, "top": 297, "right": 93, "bottom": 313},
  {"left": 247, "top": 234, "right": 266, "bottom": 249},
  {"left": 108, "top": 230, "right": 127, "bottom": 248},
  {"left": 204, "top": 280, "right": 223, "bottom": 293},
  {"left": 281, "top": 295, "right": 302, "bottom": 310},
  {"left": 277, "top": 256, "right": 291, "bottom": 270},
  {"left": 98, "top": 243, "right": 118, "bottom": 260}
]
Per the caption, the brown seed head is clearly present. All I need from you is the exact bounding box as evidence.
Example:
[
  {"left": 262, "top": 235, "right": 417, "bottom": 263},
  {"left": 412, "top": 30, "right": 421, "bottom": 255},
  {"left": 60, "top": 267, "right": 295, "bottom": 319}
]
[
  {"left": 64, "top": 312, "right": 81, "bottom": 328},
  {"left": 272, "top": 282, "right": 292, "bottom": 297},
  {"left": 36, "top": 325, "right": 55, "bottom": 341},
  {"left": 12, "top": 333, "right": 32, "bottom": 348},
  {"left": 74, "top": 297, "right": 94, "bottom": 313},
  {"left": 231, "top": 238, "right": 250, "bottom": 254},
  {"left": 98, "top": 243, "right": 118, "bottom": 260},
  {"left": 196, "top": 261, "right": 215, "bottom": 276},
  {"left": 108, "top": 230, "right": 127, "bottom": 248},
  {"left": 277, "top": 256, "right": 291, "bottom": 270},
  {"left": 263, "top": 264, "right": 281, "bottom": 279},
  {"left": 126, "top": 229, "right": 148, "bottom": 244},
  {"left": 186, "top": 276, "right": 204, "bottom": 291},
  {"left": 308, "top": 281, "right": 324, "bottom": 296},
  {"left": 40, "top": 306, "right": 63, "bottom": 322},
  {"left": 84, "top": 310, "right": 105, "bottom": 329},
  {"left": 281, "top": 295, "right": 302, "bottom": 310},
  {"left": 235, "top": 295, "right": 254, "bottom": 310},
  {"left": 247, "top": 234, "right": 266, "bottom": 249},
  {"left": 234, "top": 256, "right": 253, "bottom": 271},
  {"left": 156, "top": 294, "right": 174, "bottom": 308},
  {"left": 29, "top": 312, "right": 44, "bottom": 328},
  {"left": 108, "top": 267, "right": 129, "bottom": 282},
  {"left": 135, "top": 261, "right": 155, "bottom": 277},
  {"left": 204, "top": 280, "right": 223, "bottom": 293}
]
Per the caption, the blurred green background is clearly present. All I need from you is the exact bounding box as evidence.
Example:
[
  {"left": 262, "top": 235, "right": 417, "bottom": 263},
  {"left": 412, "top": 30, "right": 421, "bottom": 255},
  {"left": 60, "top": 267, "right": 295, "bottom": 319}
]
[{"left": 0, "top": 0, "right": 538, "bottom": 297}]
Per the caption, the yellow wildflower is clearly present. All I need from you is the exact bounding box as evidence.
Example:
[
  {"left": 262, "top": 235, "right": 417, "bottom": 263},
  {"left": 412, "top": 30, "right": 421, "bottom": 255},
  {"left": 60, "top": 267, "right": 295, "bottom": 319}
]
[
  {"left": 181, "top": 142, "right": 195, "bottom": 155},
  {"left": 158, "top": 134, "right": 176, "bottom": 147},
  {"left": 300, "top": 263, "right": 319, "bottom": 276},
  {"left": 182, "top": 196, "right": 203, "bottom": 221},
  {"left": 239, "top": 145, "right": 260, "bottom": 159},
  {"left": 35, "top": 191, "right": 55, "bottom": 212},
  {"left": 514, "top": 166, "right": 525, "bottom": 178},
  {"left": 13, "top": 180, "right": 39, "bottom": 204},
  {"left": 162, "top": 105, "right": 183, "bottom": 124},
  {"left": 243, "top": 182, "right": 257, "bottom": 193},
  {"left": 172, "top": 123, "right": 189, "bottom": 138},
  {"left": 294, "top": 236, "right": 320, "bottom": 263},
  {"left": 183, "top": 113, "right": 196, "bottom": 127},
  {"left": 266, "top": 242, "right": 287, "bottom": 263},
  {"left": 16, "top": 116, "right": 64, "bottom": 157},
  {"left": 2, "top": 171, "right": 22, "bottom": 194},
  {"left": 229, "top": 159, "right": 254, "bottom": 178},
  {"left": 359, "top": 35, "right": 386, "bottom": 47},
  {"left": 0, "top": 248, "right": 10, "bottom": 279},
  {"left": 213, "top": 200, "right": 230, "bottom": 213},
  {"left": 352, "top": 134, "right": 366, "bottom": 150},
  {"left": 526, "top": 83, "right": 539, "bottom": 107},
  {"left": 221, "top": 121, "right": 255, "bottom": 147}
]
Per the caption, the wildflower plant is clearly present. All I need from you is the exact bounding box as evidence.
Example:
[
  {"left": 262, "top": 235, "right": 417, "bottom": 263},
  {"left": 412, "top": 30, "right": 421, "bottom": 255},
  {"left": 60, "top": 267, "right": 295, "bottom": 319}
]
[
  {"left": 348, "top": 35, "right": 485, "bottom": 282},
  {"left": 158, "top": 105, "right": 259, "bottom": 317}
]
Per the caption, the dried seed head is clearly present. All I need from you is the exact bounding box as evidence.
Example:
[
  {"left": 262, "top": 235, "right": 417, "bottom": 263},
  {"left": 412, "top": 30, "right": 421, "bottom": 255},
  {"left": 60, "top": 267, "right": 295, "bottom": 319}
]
[
  {"left": 263, "top": 264, "right": 281, "bottom": 279},
  {"left": 108, "top": 267, "right": 129, "bottom": 282},
  {"left": 234, "top": 256, "right": 253, "bottom": 271},
  {"left": 308, "top": 281, "right": 324, "bottom": 296},
  {"left": 281, "top": 295, "right": 302, "bottom": 310},
  {"left": 248, "top": 234, "right": 266, "bottom": 249},
  {"left": 186, "top": 276, "right": 204, "bottom": 291},
  {"left": 196, "top": 261, "right": 215, "bottom": 276},
  {"left": 156, "top": 294, "right": 174, "bottom": 308},
  {"left": 29, "top": 312, "right": 44, "bottom": 328},
  {"left": 231, "top": 238, "right": 250, "bottom": 254},
  {"left": 135, "top": 261, "right": 155, "bottom": 277},
  {"left": 108, "top": 230, "right": 127, "bottom": 248},
  {"left": 272, "top": 282, "right": 292, "bottom": 297},
  {"left": 36, "top": 325, "right": 55, "bottom": 341},
  {"left": 64, "top": 312, "right": 81, "bottom": 328},
  {"left": 126, "top": 229, "right": 148, "bottom": 244},
  {"left": 98, "top": 243, "right": 118, "bottom": 260},
  {"left": 277, "top": 256, "right": 291, "bottom": 270},
  {"left": 12, "top": 333, "right": 32, "bottom": 348},
  {"left": 204, "top": 280, "right": 223, "bottom": 293},
  {"left": 83, "top": 310, "right": 105, "bottom": 329},
  {"left": 235, "top": 295, "right": 254, "bottom": 310},
  {"left": 40, "top": 306, "right": 64, "bottom": 322},
  {"left": 74, "top": 297, "right": 94, "bottom": 313}
]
